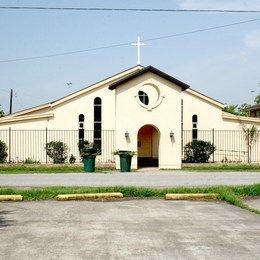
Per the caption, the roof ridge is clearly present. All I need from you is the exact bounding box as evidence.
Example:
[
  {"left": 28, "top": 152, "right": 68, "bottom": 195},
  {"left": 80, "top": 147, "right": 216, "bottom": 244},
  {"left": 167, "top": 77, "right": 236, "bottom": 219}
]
[
  {"left": 3, "top": 65, "right": 143, "bottom": 118},
  {"left": 109, "top": 65, "right": 190, "bottom": 90}
]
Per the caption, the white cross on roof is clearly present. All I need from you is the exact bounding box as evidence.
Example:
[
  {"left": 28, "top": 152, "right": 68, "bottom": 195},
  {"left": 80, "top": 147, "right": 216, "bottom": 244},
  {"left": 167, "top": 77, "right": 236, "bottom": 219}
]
[{"left": 131, "top": 36, "right": 146, "bottom": 65}]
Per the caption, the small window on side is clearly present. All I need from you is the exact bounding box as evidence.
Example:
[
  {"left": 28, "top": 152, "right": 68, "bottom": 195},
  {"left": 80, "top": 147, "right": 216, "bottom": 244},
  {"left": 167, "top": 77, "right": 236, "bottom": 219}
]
[{"left": 192, "top": 114, "right": 198, "bottom": 141}]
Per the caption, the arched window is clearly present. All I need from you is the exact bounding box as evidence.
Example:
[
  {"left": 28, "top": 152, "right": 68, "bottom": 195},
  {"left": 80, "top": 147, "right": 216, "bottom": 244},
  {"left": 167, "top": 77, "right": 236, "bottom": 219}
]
[
  {"left": 78, "top": 114, "right": 85, "bottom": 141},
  {"left": 192, "top": 114, "right": 198, "bottom": 141},
  {"left": 138, "top": 91, "right": 149, "bottom": 105},
  {"left": 192, "top": 115, "right": 198, "bottom": 128},
  {"left": 94, "top": 97, "right": 102, "bottom": 149},
  {"left": 79, "top": 114, "right": 85, "bottom": 127}
]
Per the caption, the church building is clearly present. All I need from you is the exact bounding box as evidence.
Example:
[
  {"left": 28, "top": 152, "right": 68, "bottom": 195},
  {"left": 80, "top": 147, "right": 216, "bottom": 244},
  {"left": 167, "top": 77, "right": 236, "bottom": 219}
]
[{"left": 0, "top": 65, "right": 259, "bottom": 168}]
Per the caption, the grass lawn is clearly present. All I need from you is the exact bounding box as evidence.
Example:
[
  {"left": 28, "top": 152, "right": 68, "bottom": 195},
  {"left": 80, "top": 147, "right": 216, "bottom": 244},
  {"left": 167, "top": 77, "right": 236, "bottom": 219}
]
[
  {"left": 0, "top": 164, "right": 115, "bottom": 173},
  {"left": 0, "top": 184, "right": 259, "bottom": 214},
  {"left": 182, "top": 163, "right": 260, "bottom": 172},
  {"left": 0, "top": 163, "right": 259, "bottom": 173}
]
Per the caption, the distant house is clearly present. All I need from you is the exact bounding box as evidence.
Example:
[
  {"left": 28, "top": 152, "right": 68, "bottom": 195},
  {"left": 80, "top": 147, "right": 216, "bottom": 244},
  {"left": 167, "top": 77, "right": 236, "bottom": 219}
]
[
  {"left": 0, "top": 65, "right": 259, "bottom": 168},
  {"left": 249, "top": 104, "right": 260, "bottom": 118}
]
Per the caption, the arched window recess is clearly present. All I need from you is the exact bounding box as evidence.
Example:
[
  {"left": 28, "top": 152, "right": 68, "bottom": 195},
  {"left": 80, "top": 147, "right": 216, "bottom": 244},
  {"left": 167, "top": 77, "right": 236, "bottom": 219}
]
[
  {"left": 94, "top": 97, "right": 102, "bottom": 150},
  {"left": 192, "top": 114, "right": 198, "bottom": 141}
]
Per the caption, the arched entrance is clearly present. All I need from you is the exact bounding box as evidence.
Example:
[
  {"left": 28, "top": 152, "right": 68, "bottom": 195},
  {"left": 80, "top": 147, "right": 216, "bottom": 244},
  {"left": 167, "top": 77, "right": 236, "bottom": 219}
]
[{"left": 137, "top": 125, "right": 160, "bottom": 168}]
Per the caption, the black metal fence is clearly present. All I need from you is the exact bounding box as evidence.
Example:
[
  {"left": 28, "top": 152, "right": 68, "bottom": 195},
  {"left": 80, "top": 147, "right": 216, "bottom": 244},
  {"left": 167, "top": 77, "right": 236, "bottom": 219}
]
[
  {"left": 182, "top": 130, "right": 260, "bottom": 163},
  {"left": 0, "top": 129, "right": 115, "bottom": 164},
  {"left": 0, "top": 129, "right": 259, "bottom": 163}
]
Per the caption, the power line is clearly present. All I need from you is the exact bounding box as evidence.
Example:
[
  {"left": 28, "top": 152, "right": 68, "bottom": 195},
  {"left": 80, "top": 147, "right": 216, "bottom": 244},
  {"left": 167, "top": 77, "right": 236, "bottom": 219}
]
[
  {"left": 143, "top": 18, "right": 260, "bottom": 42},
  {"left": 0, "top": 18, "right": 259, "bottom": 63},
  {"left": 0, "top": 89, "right": 9, "bottom": 93},
  {"left": 0, "top": 42, "right": 132, "bottom": 63},
  {"left": 1, "top": 6, "right": 260, "bottom": 13}
]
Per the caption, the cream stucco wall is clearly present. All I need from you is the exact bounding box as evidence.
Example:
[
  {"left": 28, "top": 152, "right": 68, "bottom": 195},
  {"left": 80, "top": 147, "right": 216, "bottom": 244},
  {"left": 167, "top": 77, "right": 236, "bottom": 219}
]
[
  {"left": 0, "top": 85, "right": 116, "bottom": 131},
  {"left": 0, "top": 117, "right": 52, "bottom": 129},
  {"left": 51, "top": 85, "right": 116, "bottom": 130},
  {"left": 182, "top": 90, "right": 260, "bottom": 130},
  {"left": 114, "top": 72, "right": 182, "bottom": 169},
  {"left": 0, "top": 66, "right": 259, "bottom": 165},
  {"left": 182, "top": 90, "right": 223, "bottom": 130}
]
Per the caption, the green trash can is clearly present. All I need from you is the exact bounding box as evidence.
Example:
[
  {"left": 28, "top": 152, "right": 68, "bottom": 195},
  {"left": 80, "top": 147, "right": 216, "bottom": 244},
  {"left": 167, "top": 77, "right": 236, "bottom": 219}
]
[
  {"left": 119, "top": 154, "right": 132, "bottom": 172},
  {"left": 83, "top": 155, "right": 96, "bottom": 172}
]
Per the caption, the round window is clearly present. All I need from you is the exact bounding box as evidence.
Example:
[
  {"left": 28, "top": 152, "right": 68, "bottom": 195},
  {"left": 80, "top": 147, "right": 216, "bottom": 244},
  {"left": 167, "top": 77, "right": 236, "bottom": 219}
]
[
  {"left": 138, "top": 91, "right": 149, "bottom": 105},
  {"left": 137, "top": 84, "right": 161, "bottom": 109}
]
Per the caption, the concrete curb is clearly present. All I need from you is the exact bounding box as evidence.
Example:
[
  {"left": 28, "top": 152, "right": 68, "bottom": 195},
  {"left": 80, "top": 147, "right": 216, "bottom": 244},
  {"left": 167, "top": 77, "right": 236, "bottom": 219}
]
[
  {"left": 165, "top": 193, "right": 219, "bottom": 200},
  {"left": 0, "top": 195, "right": 23, "bottom": 202},
  {"left": 56, "top": 192, "right": 123, "bottom": 201}
]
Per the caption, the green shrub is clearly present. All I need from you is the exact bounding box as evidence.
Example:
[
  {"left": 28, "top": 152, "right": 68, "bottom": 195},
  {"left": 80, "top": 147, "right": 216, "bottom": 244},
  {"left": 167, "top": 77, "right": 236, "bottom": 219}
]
[
  {"left": 69, "top": 154, "right": 76, "bottom": 164},
  {"left": 78, "top": 140, "right": 100, "bottom": 158},
  {"left": 23, "top": 158, "right": 40, "bottom": 164},
  {"left": 184, "top": 140, "right": 215, "bottom": 163},
  {"left": 45, "top": 141, "right": 68, "bottom": 164},
  {"left": 0, "top": 140, "right": 8, "bottom": 163},
  {"left": 113, "top": 150, "right": 136, "bottom": 157}
]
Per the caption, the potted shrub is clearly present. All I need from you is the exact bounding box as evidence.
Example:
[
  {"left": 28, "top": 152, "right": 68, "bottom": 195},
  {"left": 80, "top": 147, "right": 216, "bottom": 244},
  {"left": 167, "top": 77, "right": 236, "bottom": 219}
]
[
  {"left": 78, "top": 141, "right": 100, "bottom": 172},
  {"left": 113, "top": 150, "right": 136, "bottom": 172}
]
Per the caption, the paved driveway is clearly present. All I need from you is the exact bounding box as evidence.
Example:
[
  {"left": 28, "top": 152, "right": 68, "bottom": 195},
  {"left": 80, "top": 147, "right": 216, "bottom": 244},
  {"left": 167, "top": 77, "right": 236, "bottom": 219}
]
[
  {"left": 0, "top": 200, "right": 259, "bottom": 259},
  {"left": 0, "top": 171, "right": 260, "bottom": 187}
]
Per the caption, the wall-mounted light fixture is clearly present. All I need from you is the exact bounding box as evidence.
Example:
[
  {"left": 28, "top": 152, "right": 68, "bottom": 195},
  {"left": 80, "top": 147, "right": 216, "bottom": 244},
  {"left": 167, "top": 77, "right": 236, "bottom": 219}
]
[
  {"left": 125, "top": 131, "right": 129, "bottom": 138},
  {"left": 170, "top": 131, "right": 174, "bottom": 139}
]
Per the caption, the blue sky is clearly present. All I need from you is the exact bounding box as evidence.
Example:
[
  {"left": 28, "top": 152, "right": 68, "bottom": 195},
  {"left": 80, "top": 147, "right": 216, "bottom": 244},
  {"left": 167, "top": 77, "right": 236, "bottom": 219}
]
[{"left": 0, "top": 0, "right": 260, "bottom": 113}]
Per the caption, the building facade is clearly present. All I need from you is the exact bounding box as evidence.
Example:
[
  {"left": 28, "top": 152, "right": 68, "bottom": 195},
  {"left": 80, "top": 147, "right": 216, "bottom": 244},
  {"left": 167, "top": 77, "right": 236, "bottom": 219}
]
[{"left": 0, "top": 65, "right": 259, "bottom": 168}]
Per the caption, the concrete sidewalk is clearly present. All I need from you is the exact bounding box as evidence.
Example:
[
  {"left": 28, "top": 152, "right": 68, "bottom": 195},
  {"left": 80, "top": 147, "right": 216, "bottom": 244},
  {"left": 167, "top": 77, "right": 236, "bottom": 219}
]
[
  {"left": 0, "top": 171, "right": 260, "bottom": 187},
  {"left": 246, "top": 199, "right": 260, "bottom": 211}
]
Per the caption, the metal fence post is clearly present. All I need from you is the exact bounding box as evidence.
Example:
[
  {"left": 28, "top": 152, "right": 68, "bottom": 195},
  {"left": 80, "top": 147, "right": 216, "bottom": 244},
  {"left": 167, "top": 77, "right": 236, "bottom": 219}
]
[
  {"left": 45, "top": 127, "right": 48, "bottom": 164},
  {"left": 8, "top": 127, "right": 11, "bottom": 163},
  {"left": 247, "top": 128, "right": 250, "bottom": 163},
  {"left": 2, "top": 128, "right": 259, "bottom": 164},
  {"left": 181, "top": 128, "right": 183, "bottom": 158},
  {"left": 212, "top": 128, "right": 215, "bottom": 163}
]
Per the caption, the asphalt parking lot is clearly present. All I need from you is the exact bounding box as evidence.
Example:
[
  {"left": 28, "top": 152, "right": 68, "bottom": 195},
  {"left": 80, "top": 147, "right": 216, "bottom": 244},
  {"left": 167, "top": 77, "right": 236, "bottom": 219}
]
[{"left": 0, "top": 200, "right": 259, "bottom": 259}]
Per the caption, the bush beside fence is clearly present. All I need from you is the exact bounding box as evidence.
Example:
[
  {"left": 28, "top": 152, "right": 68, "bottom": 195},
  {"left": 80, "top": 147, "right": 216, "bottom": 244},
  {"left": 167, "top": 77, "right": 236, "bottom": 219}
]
[
  {"left": 182, "top": 130, "right": 260, "bottom": 163},
  {"left": 0, "top": 129, "right": 259, "bottom": 164},
  {"left": 0, "top": 129, "right": 115, "bottom": 164}
]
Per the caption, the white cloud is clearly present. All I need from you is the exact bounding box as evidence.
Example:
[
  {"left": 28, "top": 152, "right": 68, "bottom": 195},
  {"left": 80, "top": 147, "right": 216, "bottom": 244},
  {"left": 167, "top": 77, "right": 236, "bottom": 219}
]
[
  {"left": 177, "top": 0, "right": 260, "bottom": 10},
  {"left": 245, "top": 30, "right": 260, "bottom": 48}
]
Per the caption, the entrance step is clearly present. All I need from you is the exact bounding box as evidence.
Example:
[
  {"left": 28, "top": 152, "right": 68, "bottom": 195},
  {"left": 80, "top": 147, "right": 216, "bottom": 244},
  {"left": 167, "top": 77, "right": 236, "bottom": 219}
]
[
  {"left": 138, "top": 157, "right": 158, "bottom": 167},
  {"left": 137, "top": 167, "right": 159, "bottom": 172}
]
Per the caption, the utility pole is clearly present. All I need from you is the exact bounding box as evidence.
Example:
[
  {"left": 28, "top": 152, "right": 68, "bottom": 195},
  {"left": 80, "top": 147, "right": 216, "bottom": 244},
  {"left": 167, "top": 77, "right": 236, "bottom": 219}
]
[{"left": 9, "top": 89, "right": 13, "bottom": 114}]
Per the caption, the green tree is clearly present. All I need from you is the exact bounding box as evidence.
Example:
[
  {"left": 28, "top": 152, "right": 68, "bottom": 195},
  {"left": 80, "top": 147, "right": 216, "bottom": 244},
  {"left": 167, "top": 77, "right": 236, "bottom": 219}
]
[
  {"left": 0, "top": 105, "right": 4, "bottom": 118},
  {"left": 223, "top": 105, "right": 238, "bottom": 115},
  {"left": 224, "top": 103, "right": 250, "bottom": 116},
  {"left": 237, "top": 103, "right": 250, "bottom": 117},
  {"left": 223, "top": 93, "right": 258, "bottom": 117},
  {"left": 241, "top": 125, "right": 259, "bottom": 163},
  {"left": 254, "top": 94, "right": 260, "bottom": 105}
]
